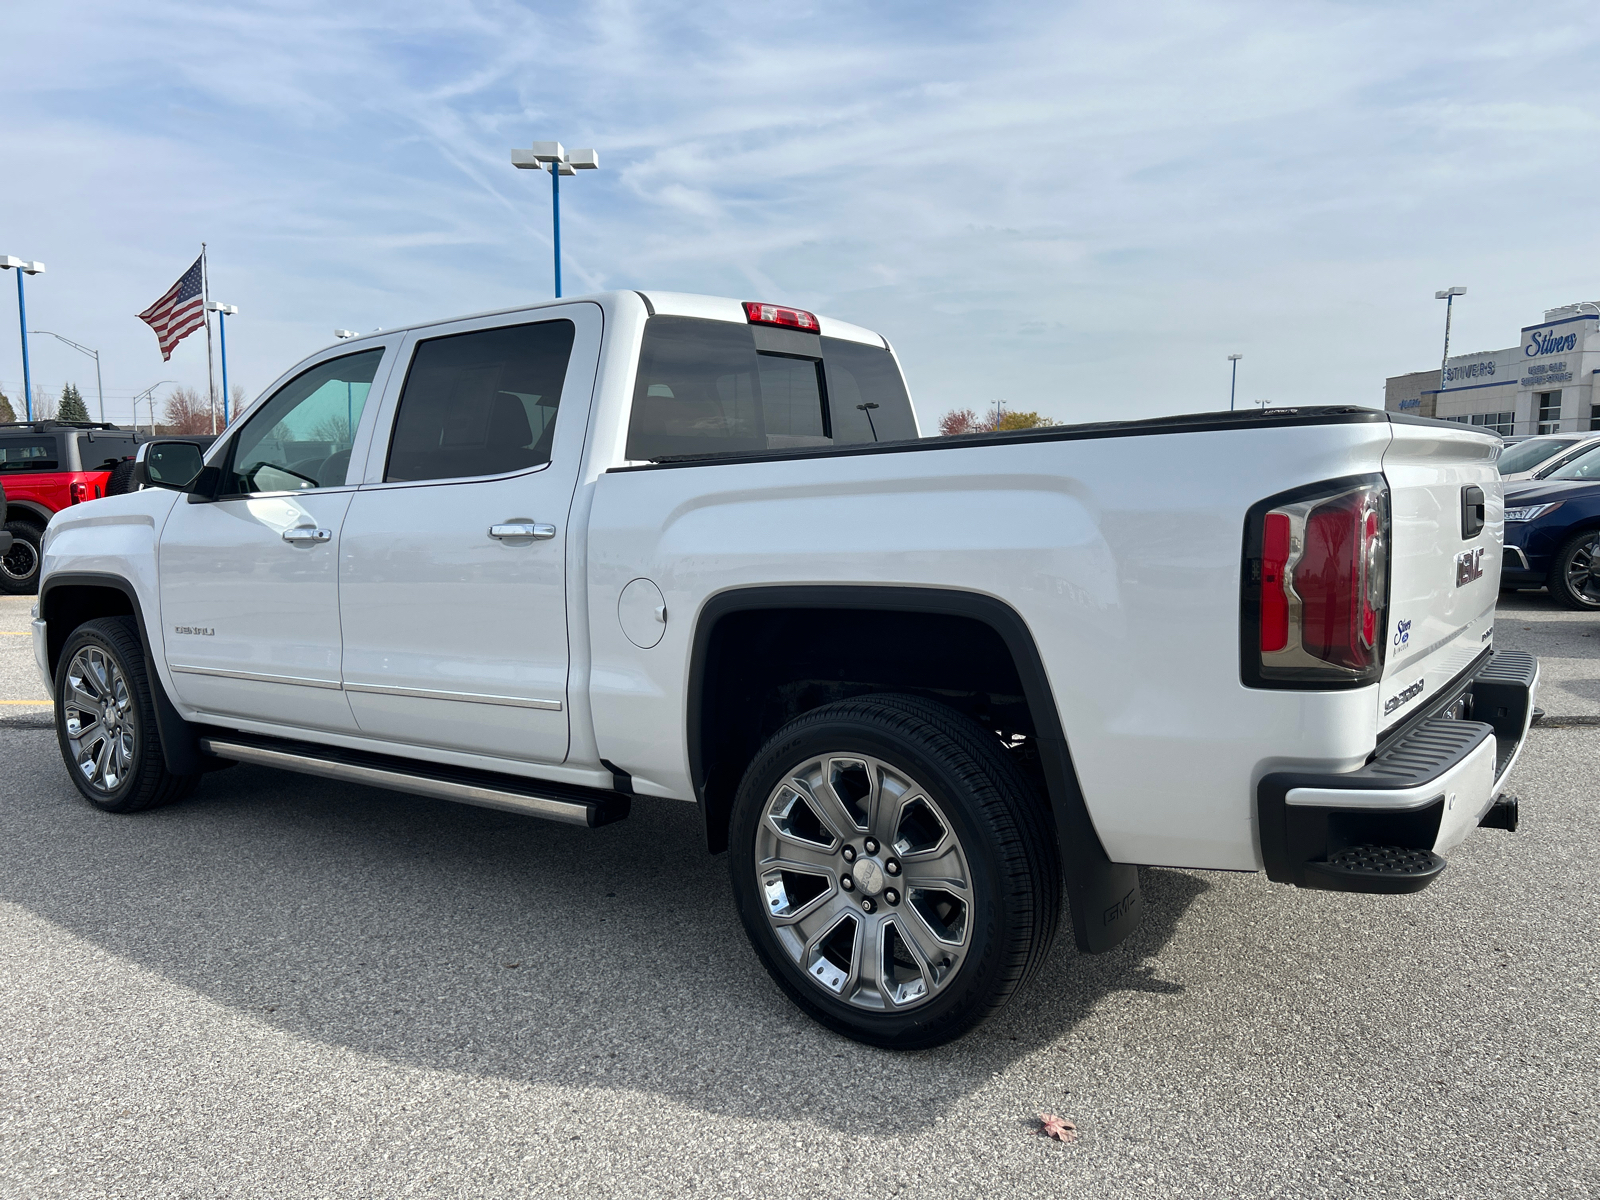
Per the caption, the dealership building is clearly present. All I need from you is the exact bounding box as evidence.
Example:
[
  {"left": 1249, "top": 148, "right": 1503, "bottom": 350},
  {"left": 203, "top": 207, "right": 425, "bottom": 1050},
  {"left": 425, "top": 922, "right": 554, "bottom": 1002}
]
[{"left": 1384, "top": 303, "right": 1600, "bottom": 435}]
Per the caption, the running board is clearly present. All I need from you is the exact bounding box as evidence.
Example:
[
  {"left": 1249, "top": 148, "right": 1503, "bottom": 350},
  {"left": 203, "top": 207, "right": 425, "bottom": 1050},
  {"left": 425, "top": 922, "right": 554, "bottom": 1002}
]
[{"left": 198, "top": 734, "right": 630, "bottom": 828}]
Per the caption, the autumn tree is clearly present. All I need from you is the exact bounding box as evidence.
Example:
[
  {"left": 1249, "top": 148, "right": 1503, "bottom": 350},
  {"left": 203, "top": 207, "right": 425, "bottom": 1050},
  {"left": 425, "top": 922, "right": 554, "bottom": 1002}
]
[
  {"left": 161, "top": 385, "right": 214, "bottom": 434},
  {"left": 936, "top": 402, "right": 1057, "bottom": 435},
  {"left": 57, "top": 383, "right": 91, "bottom": 424}
]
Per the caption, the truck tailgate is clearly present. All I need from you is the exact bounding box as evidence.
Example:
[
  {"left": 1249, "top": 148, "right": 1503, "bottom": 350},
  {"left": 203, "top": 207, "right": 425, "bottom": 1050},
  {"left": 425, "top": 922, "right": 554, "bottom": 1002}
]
[{"left": 1378, "top": 420, "right": 1503, "bottom": 730}]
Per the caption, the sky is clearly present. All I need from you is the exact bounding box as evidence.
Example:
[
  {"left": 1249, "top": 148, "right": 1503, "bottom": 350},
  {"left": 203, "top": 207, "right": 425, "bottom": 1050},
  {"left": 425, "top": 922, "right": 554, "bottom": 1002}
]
[{"left": 2, "top": 0, "right": 1599, "bottom": 430}]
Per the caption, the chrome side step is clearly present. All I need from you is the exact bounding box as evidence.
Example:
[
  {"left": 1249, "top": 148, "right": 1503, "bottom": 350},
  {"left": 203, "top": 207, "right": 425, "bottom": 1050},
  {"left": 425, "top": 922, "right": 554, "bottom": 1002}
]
[{"left": 199, "top": 735, "right": 630, "bottom": 828}]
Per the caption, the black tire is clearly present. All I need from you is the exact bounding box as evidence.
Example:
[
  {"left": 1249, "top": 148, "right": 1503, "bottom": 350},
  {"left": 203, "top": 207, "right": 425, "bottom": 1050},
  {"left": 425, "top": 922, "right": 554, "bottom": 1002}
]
[
  {"left": 729, "top": 693, "right": 1061, "bottom": 1050},
  {"left": 104, "top": 458, "right": 139, "bottom": 496},
  {"left": 54, "top": 616, "right": 201, "bottom": 813},
  {"left": 0, "top": 520, "right": 42, "bottom": 595},
  {"left": 1546, "top": 529, "right": 1600, "bottom": 610}
]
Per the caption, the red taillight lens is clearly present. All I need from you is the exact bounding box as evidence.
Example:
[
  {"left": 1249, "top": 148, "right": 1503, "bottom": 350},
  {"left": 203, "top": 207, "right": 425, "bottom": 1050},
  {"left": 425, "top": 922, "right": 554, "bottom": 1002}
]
[
  {"left": 1246, "top": 478, "right": 1388, "bottom": 688},
  {"left": 70, "top": 481, "right": 89, "bottom": 504},
  {"left": 1260, "top": 512, "right": 1291, "bottom": 652},
  {"left": 743, "top": 301, "right": 820, "bottom": 332}
]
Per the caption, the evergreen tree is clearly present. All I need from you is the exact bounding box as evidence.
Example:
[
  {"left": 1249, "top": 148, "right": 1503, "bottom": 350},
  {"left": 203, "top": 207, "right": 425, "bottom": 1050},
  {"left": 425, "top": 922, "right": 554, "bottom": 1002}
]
[
  {"left": 0, "top": 389, "right": 15, "bottom": 424},
  {"left": 58, "top": 382, "right": 91, "bottom": 424}
]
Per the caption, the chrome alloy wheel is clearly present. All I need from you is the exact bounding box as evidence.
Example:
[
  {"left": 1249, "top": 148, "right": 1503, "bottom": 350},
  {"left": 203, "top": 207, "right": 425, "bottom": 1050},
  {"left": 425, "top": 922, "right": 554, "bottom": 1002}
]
[
  {"left": 1564, "top": 534, "right": 1600, "bottom": 607},
  {"left": 754, "top": 753, "right": 974, "bottom": 1012},
  {"left": 63, "top": 646, "right": 137, "bottom": 793}
]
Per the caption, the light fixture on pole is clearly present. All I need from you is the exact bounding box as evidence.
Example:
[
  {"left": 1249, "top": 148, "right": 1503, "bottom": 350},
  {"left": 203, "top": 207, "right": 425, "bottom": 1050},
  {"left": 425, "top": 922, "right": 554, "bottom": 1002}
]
[
  {"left": 1434, "top": 286, "right": 1466, "bottom": 398},
  {"left": 511, "top": 142, "right": 600, "bottom": 298},
  {"left": 334, "top": 329, "right": 358, "bottom": 340},
  {"left": 31, "top": 331, "right": 105, "bottom": 423},
  {"left": 0, "top": 256, "right": 45, "bottom": 421},
  {"left": 131, "top": 380, "right": 176, "bottom": 438},
  {"left": 206, "top": 302, "right": 239, "bottom": 425},
  {"left": 1227, "top": 354, "right": 1242, "bottom": 411}
]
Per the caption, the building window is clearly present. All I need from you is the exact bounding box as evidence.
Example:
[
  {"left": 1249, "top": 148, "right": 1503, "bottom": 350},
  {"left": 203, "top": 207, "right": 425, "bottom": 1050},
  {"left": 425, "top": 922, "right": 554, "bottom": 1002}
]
[
  {"left": 1469, "top": 411, "right": 1515, "bottom": 436},
  {"left": 1537, "top": 390, "right": 1562, "bottom": 434}
]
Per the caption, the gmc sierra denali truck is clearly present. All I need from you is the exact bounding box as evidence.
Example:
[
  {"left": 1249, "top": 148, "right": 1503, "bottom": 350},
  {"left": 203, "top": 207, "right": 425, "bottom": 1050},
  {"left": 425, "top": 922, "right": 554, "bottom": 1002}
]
[{"left": 31, "top": 291, "right": 1536, "bottom": 1048}]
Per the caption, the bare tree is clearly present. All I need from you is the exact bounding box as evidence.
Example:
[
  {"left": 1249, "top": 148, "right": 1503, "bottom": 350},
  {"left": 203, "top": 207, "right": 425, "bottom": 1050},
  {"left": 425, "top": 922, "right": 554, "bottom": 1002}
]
[
  {"left": 230, "top": 383, "right": 246, "bottom": 426},
  {"left": 33, "top": 384, "right": 56, "bottom": 422},
  {"left": 161, "top": 385, "right": 213, "bottom": 435}
]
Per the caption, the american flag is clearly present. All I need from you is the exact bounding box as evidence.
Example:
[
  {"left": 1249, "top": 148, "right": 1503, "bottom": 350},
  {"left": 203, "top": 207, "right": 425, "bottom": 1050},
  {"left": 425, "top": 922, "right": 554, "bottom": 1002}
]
[{"left": 137, "top": 255, "right": 206, "bottom": 361}]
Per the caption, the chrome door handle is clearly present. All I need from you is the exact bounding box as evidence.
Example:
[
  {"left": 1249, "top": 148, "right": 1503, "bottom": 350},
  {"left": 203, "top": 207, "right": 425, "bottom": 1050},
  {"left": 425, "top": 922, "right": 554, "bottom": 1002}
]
[
  {"left": 282, "top": 526, "right": 332, "bottom": 544},
  {"left": 489, "top": 523, "right": 556, "bottom": 541}
]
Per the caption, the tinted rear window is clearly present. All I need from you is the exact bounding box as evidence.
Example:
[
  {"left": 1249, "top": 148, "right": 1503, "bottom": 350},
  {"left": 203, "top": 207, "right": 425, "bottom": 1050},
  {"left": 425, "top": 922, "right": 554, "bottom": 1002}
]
[
  {"left": 625, "top": 317, "right": 916, "bottom": 461},
  {"left": 0, "top": 438, "right": 59, "bottom": 471}
]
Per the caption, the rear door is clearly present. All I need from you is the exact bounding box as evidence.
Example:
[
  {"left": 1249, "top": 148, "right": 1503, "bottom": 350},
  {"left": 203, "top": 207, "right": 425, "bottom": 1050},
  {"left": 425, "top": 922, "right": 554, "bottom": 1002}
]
[
  {"left": 337, "top": 304, "right": 601, "bottom": 764},
  {"left": 1377, "top": 419, "right": 1503, "bottom": 728}
]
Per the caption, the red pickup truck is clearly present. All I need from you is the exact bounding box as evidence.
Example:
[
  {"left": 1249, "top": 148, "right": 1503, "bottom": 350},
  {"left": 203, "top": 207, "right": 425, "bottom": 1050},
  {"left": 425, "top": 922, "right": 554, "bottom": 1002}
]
[{"left": 1, "top": 422, "right": 147, "bottom": 594}]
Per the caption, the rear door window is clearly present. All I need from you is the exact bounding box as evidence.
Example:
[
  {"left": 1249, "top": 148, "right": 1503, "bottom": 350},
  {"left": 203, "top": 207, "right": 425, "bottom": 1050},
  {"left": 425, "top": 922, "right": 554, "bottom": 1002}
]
[
  {"left": 625, "top": 317, "right": 916, "bottom": 460},
  {"left": 384, "top": 320, "right": 575, "bottom": 483},
  {"left": 0, "top": 439, "right": 59, "bottom": 471}
]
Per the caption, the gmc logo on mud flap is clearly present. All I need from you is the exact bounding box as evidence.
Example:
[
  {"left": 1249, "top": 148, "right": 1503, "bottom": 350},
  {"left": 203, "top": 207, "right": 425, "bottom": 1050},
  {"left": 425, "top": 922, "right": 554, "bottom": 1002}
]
[
  {"left": 1456, "top": 547, "right": 1484, "bottom": 587},
  {"left": 1103, "top": 886, "right": 1138, "bottom": 927}
]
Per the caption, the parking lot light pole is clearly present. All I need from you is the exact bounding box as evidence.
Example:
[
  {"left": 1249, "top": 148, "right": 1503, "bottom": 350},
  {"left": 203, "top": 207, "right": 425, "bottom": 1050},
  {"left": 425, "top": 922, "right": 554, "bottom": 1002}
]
[
  {"left": 1435, "top": 287, "right": 1466, "bottom": 396},
  {"left": 1228, "top": 354, "right": 1242, "bottom": 411},
  {"left": 1, "top": 257, "right": 45, "bottom": 421},
  {"left": 132, "top": 380, "right": 176, "bottom": 437},
  {"left": 511, "top": 143, "right": 600, "bottom": 298},
  {"left": 32, "top": 331, "right": 104, "bottom": 423},
  {"left": 207, "top": 303, "right": 239, "bottom": 424}
]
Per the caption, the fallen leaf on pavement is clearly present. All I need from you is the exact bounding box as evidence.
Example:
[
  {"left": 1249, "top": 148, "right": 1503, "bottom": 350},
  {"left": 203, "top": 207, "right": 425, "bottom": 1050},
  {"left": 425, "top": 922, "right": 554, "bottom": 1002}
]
[{"left": 1039, "top": 1114, "right": 1077, "bottom": 1142}]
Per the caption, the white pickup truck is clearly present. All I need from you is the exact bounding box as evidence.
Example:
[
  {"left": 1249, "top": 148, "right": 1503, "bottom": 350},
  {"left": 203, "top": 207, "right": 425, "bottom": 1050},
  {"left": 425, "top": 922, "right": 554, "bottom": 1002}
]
[{"left": 32, "top": 290, "right": 1536, "bottom": 1048}]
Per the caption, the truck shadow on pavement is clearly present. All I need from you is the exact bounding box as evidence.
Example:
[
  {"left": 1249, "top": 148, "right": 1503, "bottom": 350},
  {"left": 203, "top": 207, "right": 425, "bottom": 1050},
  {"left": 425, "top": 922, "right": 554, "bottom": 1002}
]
[{"left": 0, "top": 733, "right": 1207, "bottom": 1136}]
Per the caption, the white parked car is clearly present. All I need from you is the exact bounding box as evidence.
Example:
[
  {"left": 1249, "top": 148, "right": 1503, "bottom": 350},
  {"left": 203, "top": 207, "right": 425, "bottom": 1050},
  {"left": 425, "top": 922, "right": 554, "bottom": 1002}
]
[
  {"left": 1498, "top": 432, "right": 1600, "bottom": 481},
  {"left": 32, "top": 291, "right": 1536, "bottom": 1047}
]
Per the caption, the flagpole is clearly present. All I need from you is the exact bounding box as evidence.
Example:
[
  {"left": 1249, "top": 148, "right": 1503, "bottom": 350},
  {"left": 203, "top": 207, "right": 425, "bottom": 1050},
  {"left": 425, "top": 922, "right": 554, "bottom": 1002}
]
[{"left": 202, "top": 242, "right": 216, "bottom": 434}]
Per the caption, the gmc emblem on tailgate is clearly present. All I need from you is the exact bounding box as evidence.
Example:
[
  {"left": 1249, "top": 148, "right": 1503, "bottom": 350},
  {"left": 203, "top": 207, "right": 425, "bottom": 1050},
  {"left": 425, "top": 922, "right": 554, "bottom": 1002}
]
[{"left": 1455, "top": 547, "right": 1484, "bottom": 587}]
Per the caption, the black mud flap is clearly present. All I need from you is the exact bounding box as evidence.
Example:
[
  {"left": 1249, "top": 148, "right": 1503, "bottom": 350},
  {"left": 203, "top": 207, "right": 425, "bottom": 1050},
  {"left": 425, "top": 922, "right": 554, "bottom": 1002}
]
[{"left": 1038, "top": 733, "right": 1141, "bottom": 953}]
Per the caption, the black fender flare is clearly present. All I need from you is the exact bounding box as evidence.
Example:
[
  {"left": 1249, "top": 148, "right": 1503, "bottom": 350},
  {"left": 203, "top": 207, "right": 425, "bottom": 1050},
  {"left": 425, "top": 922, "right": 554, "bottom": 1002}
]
[
  {"left": 687, "top": 584, "right": 1141, "bottom": 954},
  {"left": 40, "top": 571, "right": 207, "bottom": 775}
]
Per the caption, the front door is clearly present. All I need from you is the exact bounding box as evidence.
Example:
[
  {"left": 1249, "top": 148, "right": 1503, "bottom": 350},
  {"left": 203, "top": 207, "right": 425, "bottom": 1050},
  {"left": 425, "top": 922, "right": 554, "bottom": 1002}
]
[
  {"left": 158, "top": 345, "right": 392, "bottom": 732},
  {"left": 338, "top": 305, "right": 600, "bottom": 764}
]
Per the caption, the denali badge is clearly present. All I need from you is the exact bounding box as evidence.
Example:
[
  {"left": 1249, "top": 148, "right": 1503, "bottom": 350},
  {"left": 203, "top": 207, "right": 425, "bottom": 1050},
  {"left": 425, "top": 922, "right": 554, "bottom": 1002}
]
[
  {"left": 1456, "top": 547, "right": 1484, "bottom": 586},
  {"left": 173, "top": 625, "right": 214, "bottom": 636},
  {"left": 1385, "top": 678, "right": 1425, "bottom": 715}
]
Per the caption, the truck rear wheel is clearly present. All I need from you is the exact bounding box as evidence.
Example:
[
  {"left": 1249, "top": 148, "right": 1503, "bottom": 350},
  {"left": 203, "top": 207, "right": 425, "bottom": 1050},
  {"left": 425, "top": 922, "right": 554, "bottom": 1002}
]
[
  {"left": 54, "top": 616, "right": 201, "bottom": 813},
  {"left": 1548, "top": 529, "right": 1600, "bottom": 610},
  {"left": 728, "top": 694, "right": 1061, "bottom": 1049},
  {"left": 0, "top": 521, "right": 42, "bottom": 595}
]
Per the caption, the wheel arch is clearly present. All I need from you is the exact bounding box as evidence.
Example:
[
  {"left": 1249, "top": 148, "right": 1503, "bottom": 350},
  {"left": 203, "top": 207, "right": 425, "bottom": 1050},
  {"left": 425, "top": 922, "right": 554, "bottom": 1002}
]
[
  {"left": 4, "top": 499, "right": 53, "bottom": 527},
  {"left": 687, "top": 584, "right": 1141, "bottom": 954},
  {"left": 40, "top": 572, "right": 206, "bottom": 775}
]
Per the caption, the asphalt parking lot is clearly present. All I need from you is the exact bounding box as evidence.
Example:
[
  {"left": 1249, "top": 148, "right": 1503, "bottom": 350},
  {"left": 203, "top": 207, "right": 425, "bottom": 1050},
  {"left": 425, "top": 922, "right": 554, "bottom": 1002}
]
[{"left": 0, "top": 593, "right": 1596, "bottom": 1199}]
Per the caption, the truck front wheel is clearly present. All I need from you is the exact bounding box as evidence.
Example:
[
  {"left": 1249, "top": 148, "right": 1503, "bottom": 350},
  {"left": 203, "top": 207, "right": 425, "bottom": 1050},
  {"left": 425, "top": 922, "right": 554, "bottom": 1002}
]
[
  {"left": 728, "top": 694, "right": 1061, "bottom": 1049},
  {"left": 54, "top": 617, "right": 201, "bottom": 813}
]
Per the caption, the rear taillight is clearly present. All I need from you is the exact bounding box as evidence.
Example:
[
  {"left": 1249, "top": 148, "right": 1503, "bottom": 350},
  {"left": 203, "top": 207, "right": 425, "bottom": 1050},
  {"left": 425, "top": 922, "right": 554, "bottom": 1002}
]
[
  {"left": 69, "top": 481, "right": 89, "bottom": 505},
  {"left": 1243, "top": 476, "right": 1389, "bottom": 688}
]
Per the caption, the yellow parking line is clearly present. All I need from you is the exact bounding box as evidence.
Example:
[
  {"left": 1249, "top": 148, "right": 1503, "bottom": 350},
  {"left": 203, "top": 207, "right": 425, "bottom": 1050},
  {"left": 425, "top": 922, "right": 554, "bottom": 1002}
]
[
  {"left": 0, "top": 700, "right": 49, "bottom": 705},
  {"left": 0, "top": 631, "right": 32, "bottom": 636}
]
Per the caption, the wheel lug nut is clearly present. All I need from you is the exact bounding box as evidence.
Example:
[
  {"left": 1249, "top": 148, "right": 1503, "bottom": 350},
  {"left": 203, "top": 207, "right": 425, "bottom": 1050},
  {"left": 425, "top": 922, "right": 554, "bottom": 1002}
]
[
  {"left": 863, "top": 838, "right": 879, "bottom": 855},
  {"left": 885, "top": 859, "right": 900, "bottom": 876},
  {"left": 885, "top": 889, "right": 899, "bottom": 905},
  {"left": 860, "top": 898, "right": 875, "bottom": 913},
  {"left": 841, "top": 875, "right": 855, "bottom": 891},
  {"left": 841, "top": 845, "right": 856, "bottom": 862}
]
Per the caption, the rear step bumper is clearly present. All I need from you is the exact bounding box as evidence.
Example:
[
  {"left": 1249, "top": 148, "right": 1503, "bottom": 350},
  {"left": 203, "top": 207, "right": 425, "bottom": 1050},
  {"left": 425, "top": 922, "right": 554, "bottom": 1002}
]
[
  {"left": 1257, "top": 650, "right": 1538, "bottom": 894},
  {"left": 199, "top": 734, "right": 631, "bottom": 828}
]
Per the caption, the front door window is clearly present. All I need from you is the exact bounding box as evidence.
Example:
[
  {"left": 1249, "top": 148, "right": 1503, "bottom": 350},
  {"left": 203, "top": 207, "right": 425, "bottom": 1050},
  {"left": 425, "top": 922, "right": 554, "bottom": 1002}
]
[{"left": 225, "top": 350, "right": 385, "bottom": 494}]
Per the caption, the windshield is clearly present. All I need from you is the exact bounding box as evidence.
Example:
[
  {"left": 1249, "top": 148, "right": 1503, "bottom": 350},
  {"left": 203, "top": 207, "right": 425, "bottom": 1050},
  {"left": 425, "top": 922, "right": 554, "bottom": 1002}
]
[
  {"left": 1542, "top": 442, "right": 1600, "bottom": 481},
  {"left": 1499, "top": 438, "right": 1577, "bottom": 475}
]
